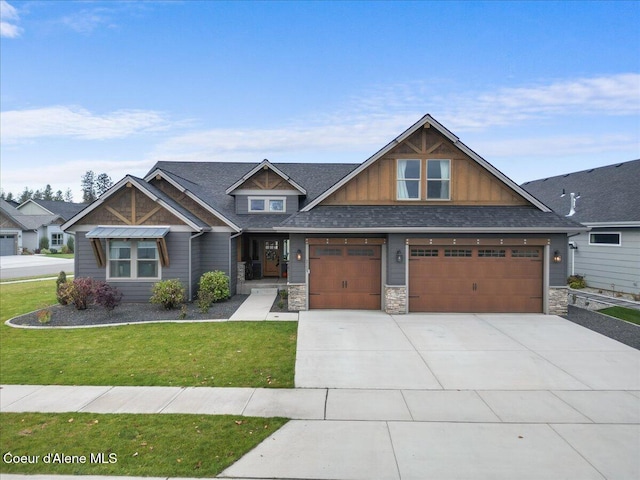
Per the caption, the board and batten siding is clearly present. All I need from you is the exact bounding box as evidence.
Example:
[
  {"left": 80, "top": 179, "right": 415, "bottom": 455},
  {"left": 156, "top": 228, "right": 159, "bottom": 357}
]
[
  {"left": 571, "top": 228, "right": 640, "bottom": 294},
  {"left": 76, "top": 231, "right": 191, "bottom": 302}
]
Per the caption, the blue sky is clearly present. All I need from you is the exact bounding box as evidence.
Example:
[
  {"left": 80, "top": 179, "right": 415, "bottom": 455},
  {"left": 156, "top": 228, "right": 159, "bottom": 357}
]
[{"left": 1, "top": 0, "right": 639, "bottom": 201}]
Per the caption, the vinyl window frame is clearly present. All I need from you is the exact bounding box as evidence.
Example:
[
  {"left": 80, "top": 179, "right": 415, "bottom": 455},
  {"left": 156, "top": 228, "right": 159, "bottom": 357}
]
[
  {"left": 107, "top": 239, "right": 162, "bottom": 281},
  {"left": 426, "top": 159, "right": 451, "bottom": 201},
  {"left": 248, "top": 196, "right": 287, "bottom": 213},
  {"left": 51, "top": 233, "right": 64, "bottom": 247},
  {"left": 588, "top": 232, "right": 622, "bottom": 246},
  {"left": 396, "top": 159, "right": 422, "bottom": 201}
]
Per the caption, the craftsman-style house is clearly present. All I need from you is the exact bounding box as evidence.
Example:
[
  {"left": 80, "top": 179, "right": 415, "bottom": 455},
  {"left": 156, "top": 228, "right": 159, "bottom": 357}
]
[{"left": 62, "top": 115, "right": 584, "bottom": 314}]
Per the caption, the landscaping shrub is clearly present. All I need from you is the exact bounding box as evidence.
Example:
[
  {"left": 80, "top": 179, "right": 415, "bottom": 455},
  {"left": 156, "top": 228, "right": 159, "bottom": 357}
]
[
  {"left": 94, "top": 282, "right": 123, "bottom": 311},
  {"left": 56, "top": 271, "right": 68, "bottom": 305},
  {"left": 60, "top": 244, "right": 70, "bottom": 254},
  {"left": 66, "top": 235, "right": 74, "bottom": 253},
  {"left": 568, "top": 275, "right": 586, "bottom": 289},
  {"left": 150, "top": 279, "right": 186, "bottom": 310},
  {"left": 197, "top": 271, "right": 230, "bottom": 312},
  {"left": 59, "top": 277, "right": 95, "bottom": 310},
  {"left": 39, "top": 237, "right": 49, "bottom": 251}
]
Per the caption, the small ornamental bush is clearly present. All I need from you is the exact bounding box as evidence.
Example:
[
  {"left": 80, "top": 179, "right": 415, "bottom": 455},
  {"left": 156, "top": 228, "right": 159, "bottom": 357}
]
[
  {"left": 66, "top": 235, "right": 74, "bottom": 253},
  {"left": 61, "top": 244, "right": 70, "bottom": 254},
  {"left": 39, "top": 237, "right": 49, "bottom": 251},
  {"left": 150, "top": 279, "right": 186, "bottom": 310},
  {"left": 59, "top": 277, "right": 95, "bottom": 310},
  {"left": 197, "top": 271, "right": 230, "bottom": 312},
  {"left": 94, "top": 282, "right": 123, "bottom": 311},
  {"left": 56, "top": 271, "right": 68, "bottom": 305},
  {"left": 568, "top": 275, "right": 586, "bottom": 289}
]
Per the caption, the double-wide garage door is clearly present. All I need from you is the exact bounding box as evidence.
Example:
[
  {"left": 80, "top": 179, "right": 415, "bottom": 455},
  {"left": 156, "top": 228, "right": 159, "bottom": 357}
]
[
  {"left": 309, "top": 244, "right": 381, "bottom": 309},
  {"left": 409, "top": 245, "right": 543, "bottom": 313}
]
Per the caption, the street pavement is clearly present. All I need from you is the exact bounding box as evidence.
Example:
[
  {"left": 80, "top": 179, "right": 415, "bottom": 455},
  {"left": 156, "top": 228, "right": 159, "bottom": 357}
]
[
  {"left": 2, "top": 308, "right": 639, "bottom": 479},
  {"left": 0, "top": 255, "right": 74, "bottom": 280}
]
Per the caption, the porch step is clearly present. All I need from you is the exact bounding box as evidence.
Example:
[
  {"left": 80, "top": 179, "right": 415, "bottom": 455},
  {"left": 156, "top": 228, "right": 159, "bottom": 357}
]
[
  {"left": 238, "top": 283, "right": 286, "bottom": 295},
  {"left": 250, "top": 288, "right": 279, "bottom": 295}
]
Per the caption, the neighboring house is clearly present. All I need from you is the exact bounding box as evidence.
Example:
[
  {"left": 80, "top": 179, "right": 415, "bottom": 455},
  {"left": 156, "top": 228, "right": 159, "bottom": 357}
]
[
  {"left": 522, "top": 159, "right": 640, "bottom": 295},
  {"left": 62, "top": 115, "right": 584, "bottom": 314},
  {"left": 16, "top": 199, "right": 86, "bottom": 251},
  {"left": 0, "top": 199, "right": 86, "bottom": 255}
]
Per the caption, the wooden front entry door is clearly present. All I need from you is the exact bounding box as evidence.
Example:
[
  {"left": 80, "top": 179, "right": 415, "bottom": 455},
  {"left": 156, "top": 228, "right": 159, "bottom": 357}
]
[{"left": 263, "top": 240, "right": 280, "bottom": 277}]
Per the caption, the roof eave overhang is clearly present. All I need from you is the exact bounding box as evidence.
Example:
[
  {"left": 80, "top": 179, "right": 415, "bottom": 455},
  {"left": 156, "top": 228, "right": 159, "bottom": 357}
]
[
  {"left": 301, "top": 114, "right": 551, "bottom": 213},
  {"left": 274, "top": 226, "right": 587, "bottom": 234},
  {"left": 224, "top": 160, "right": 307, "bottom": 195},
  {"left": 144, "top": 169, "right": 242, "bottom": 232},
  {"left": 583, "top": 221, "right": 640, "bottom": 228}
]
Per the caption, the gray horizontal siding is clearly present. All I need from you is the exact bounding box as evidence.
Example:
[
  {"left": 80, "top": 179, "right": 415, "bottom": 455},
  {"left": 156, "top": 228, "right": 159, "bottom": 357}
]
[{"left": 571, "top": 229, "right": 640, "bottom": 293}]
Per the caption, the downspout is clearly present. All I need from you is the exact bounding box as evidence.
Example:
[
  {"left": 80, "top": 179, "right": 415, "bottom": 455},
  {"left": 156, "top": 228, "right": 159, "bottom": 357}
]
[
  {"left": 189, "top": 230, "right": 206, "bottom": 300},
  {"left": 567, "top": 232, "right": 582, "bottom": 277},
  {"left": 229, "top": 231, "right": 243, "bottom": 294}
]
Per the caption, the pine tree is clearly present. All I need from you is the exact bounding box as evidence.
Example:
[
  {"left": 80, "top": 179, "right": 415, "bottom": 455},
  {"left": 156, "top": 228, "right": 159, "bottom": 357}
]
[
  {"left": 81, "top": 171, "right": 96, "bottom": 203},
  {"left": 95, "top": 173, "right": 113, "bottom": 197}
]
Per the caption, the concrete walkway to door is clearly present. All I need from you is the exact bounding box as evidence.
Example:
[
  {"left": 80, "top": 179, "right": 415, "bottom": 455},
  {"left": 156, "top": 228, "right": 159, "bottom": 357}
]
[{"left": 224, "top": 310, "right": 640, "bottom": 480}]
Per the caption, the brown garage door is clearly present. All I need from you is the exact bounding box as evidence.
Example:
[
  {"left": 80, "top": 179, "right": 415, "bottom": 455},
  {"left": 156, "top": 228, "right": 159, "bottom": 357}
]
[
  {"left": 309, "top": 245, "right": 381, "bottom": 309},
  {"left": 409, "top": 246, "right": 542, "bottom": 313}
]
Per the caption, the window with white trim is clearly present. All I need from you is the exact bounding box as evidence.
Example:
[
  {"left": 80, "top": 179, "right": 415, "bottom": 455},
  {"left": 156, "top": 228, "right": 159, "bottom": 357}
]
[
  {"left": 589, "top": 232, "right": 621, "bottom": 246},
  {"left": 426, "top": 159, "right": 450, "bottom": 200},
  {"left": 248, "top": 197, "right": 286, "bottom": 213},
  {"left": 108, "top": 240, "right": 160, "bottom": 279},
  {"left": 397, "top": 159, "right": 421, "bottom": 200},
  {"left": 51, "top": 233, "right": 63, "bottom": 247}
]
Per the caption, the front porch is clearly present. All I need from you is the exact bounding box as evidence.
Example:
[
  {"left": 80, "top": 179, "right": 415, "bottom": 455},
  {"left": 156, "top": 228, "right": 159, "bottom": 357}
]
[{"left": 237, "top": 276, "right": 288, "bottom": 295}]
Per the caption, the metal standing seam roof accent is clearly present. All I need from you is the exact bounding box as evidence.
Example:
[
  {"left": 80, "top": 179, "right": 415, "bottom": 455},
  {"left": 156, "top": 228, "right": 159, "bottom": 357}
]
[{"left": 85, "top": 226, "right": 170, "bottom": 239}]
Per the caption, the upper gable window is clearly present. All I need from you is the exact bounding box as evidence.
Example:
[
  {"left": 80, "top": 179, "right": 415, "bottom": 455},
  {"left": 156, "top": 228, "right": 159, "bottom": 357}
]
[
  {"left": 426, "top": 159, "right": 450, "bottom": 200},
  {"left": 397, "top": 159, "right": 421, "bottom": 200},
  {"left": 249, "top": 196, "right": 286, "bottom": 213}
]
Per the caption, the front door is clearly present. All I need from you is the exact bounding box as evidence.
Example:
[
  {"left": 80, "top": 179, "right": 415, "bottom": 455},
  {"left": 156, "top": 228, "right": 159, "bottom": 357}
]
[{"left": 263, "top": 240, "right": 280, "bottom": 277}]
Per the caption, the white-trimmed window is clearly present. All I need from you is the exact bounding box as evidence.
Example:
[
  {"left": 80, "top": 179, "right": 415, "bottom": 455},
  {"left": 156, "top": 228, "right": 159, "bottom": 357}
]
[
  {"left": 426, "top": 159, "right": 450, "bottom": 200},
  {"left": 51, "top": 233, "right": 63, "bottom": 247},
  {"left": 108, "top": 240, "right": 160, "bottom": 279},
  {"left": 248, "top": 197, "right": 286, "bottom": 213},
  {"left": 397, "top": 159, "right": 421, "bottom": 200},
  {"left": 589, "top": 232, "right": 621, "bottom": 246}
]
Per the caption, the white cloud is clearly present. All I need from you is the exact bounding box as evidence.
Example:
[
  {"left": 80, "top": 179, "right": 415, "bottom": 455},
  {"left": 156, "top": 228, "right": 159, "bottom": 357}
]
[
  {"left": 0, "top": 0, "right": 22, "bottom": 38},
  {"left": 1, "top": 106, "right": 172, "bottom": 143}
]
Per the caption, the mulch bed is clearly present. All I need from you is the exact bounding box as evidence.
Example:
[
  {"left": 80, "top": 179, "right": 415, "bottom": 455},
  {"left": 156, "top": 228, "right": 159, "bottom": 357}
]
[
  {"left": 8, "top": 295, "right": 249, "bottom": 328},
  {"left": 564, "top": 305, "right": 640, "bottom": 350}
]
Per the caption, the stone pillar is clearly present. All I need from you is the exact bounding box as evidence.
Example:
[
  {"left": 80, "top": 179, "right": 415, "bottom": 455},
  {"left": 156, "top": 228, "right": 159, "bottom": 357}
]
[
  {"left": 548, "top": 287, "right": 568, "bottom": 315},
  {"left": 236, "top": 261, "right": 245, "bottom": 293},
  {"left": 384, "top": 285, "right": 407, "bottom": 315},
  {"left": 288, "top": 283, "right": 307, "bottom": 311}
]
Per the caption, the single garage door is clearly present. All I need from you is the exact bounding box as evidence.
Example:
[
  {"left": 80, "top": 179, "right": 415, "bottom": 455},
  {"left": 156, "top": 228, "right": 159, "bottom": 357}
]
[
  {"left": 0, "top": 235, "right": 16, "bottom": 256},
  {"left": 309, "top": 244, "right": 381, "bottom": 309},
  {"left": 409, "top": 246, "right": 542, "bottom": 313}
]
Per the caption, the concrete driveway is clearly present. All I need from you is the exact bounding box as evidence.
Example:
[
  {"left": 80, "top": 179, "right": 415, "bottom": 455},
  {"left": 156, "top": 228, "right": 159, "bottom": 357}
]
[
  {"left": 0, "top": 254, "right": 74, "bottom": 279},
  {"left": 224, "top": 311, "right": 640, "bottom": 480}
]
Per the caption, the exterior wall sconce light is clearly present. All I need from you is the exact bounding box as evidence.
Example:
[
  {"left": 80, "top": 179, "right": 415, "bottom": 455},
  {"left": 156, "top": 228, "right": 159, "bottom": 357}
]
[
  {"left": 296, "top": 249, "right": 303, "bottom": 261},
  {"left": 396, "top": 249, "right": 404, "bottom": 263},
  {"left": 553, "top": 250, "right": 562, "bottom": 263}
]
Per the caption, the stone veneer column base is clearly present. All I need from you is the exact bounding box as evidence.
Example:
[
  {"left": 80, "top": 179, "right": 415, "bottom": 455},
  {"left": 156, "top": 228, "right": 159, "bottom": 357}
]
[
  {"left": 288, "top": 283, "right": 307, "bottom": 311},
  {"left": 384, "top": 285, "right": 407, "bottom": 315},
  {"left": 548, "top": 286, "right": 568, "bottom": 316},
  {"left": 236, "top": 262, "right": 245, "bottom": 295}
]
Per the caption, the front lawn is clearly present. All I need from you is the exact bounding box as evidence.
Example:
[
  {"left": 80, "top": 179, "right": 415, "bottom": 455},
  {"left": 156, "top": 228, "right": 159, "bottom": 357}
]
[
  {"left": 0, "top": 279, "right": 297, "bottom": 388},
  {"left": 598, "top": 306, "right": 640, "bottom": 326},
  {"left": 0, "top": 412, "right": 287, "bottom": 478}
]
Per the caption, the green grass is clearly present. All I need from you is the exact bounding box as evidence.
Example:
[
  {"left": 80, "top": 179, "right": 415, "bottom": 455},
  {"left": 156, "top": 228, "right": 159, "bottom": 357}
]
[
  {"left": 0, "top": 412, "right": 287, "bottom": 477},
  {"left": 0, "top": 279, "right": 297, "bottom": 388},
  {"left": 1, "top": 321, "right": 297, "bottom": 387},
  {"left": 0, "top": 280, "right": 57, "bottom": 320},
  {"left": 598, "top": 306, "right": 640, "bottom": 325},
  {"left": 45, "top": 253, "right": 74, "bottom": 259}
]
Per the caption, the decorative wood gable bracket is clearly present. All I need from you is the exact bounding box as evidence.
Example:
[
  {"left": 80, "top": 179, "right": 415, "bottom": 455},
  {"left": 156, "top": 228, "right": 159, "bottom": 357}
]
[{"left": 225, "top": 159, "right": 307, "bottom": 195}]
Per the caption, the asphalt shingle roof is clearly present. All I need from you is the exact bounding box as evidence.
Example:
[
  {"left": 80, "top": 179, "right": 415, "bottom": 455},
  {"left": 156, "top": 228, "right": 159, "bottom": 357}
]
[{"left": 522, "top": 159, "right": 640, "bottom": 224}]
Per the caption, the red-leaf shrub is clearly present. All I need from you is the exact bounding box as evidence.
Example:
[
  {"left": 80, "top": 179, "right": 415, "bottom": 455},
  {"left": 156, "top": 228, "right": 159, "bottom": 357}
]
[{"left": 93, "top": 282, "right": 123, "bottom": 311}]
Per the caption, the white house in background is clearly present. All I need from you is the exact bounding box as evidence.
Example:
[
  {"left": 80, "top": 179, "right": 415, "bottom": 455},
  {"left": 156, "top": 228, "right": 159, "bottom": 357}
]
[{"left": 522, "top": 159, "right": 640, "bottom": 295}]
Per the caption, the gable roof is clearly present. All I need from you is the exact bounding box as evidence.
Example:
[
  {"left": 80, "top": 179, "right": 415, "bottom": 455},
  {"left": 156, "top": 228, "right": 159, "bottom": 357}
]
[
  {"left": 62, "top": 175, "right": 210, "bottom": 232},
  {"left": 521, "top": 159, "right": 640, "bottom": 225},
  {"left": 225, "top": 159, "right": 307, "bottom": 194},
  {"left": 0, "top": 199, "right": 60, "bottom": 230},
  {"left": 17, "top": 199, "right": 87, "bottom": 220},
  {"left": 144, "top": 161, "right": 358, "bottom": 230},
  {"left": 301, "top": 114, "right": 551, "bottom": 213}
]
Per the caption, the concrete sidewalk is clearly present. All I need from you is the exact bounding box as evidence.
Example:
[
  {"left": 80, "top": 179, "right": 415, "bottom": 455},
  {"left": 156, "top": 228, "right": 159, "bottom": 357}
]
[{"left": 229, "top": 288, "right": 298, "bottom": 321}]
